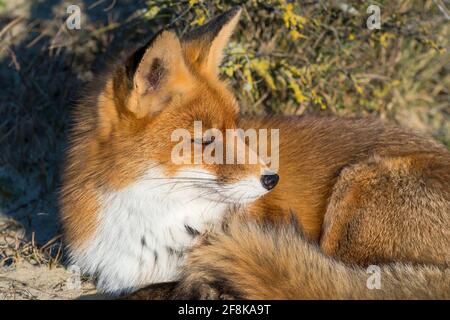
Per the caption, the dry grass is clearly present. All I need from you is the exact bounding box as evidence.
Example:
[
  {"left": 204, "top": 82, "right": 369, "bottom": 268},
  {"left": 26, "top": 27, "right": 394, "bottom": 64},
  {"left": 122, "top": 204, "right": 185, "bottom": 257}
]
[{"left": 0, "top": 0, "right": 448, "bottom": 299}]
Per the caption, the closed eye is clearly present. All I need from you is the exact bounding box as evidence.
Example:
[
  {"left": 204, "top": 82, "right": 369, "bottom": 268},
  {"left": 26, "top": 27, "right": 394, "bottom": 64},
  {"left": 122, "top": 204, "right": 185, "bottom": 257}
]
[{"left": 191, "top": 136, "right": 215, "bottom": 146}]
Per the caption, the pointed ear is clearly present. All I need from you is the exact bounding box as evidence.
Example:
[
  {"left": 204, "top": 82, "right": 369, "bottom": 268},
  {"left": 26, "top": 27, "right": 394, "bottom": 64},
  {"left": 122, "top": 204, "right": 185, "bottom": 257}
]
[
  {"left": 182, "top": 7, "right": 241, "bottom": 76},
  {"left": 124, "top": 30, "right": 193, "bottom": 118}
]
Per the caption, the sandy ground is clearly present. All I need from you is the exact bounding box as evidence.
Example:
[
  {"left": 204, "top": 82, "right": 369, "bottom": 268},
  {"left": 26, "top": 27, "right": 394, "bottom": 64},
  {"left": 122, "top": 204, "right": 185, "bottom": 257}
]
[
  {"left": 0, "top": 261, "right": 97, "bottom": 300},
  {"left": 0, "top": 216, "right": 98, "bottom": 299}
]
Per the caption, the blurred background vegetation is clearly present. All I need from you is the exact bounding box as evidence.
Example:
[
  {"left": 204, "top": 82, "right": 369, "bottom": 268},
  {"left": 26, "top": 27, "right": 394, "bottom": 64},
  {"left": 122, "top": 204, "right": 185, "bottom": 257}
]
[{"left": 0, "top": 0, "right": 449, "bottom": 250}]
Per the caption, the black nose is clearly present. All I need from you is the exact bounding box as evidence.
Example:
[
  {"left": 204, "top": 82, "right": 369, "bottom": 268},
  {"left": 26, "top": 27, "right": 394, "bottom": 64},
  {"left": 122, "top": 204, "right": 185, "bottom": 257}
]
[{"left": 260, "top": 174, "right": 279, "bottom": 190}]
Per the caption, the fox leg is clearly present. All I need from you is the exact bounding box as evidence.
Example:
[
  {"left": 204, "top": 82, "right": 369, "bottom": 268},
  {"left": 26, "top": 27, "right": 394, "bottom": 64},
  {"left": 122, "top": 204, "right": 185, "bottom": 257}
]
[{"left": 320, "top": 154, "right": 450, "bottom": 266}]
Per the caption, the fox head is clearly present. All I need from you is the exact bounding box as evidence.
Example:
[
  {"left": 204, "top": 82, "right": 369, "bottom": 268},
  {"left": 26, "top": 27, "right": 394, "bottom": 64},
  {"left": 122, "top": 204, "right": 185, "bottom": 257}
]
[
  {"left": 62, "top": 8, "right": 280, "bottom": 289},
  {"left": 89, "top": 7, "right": 279, "bottom": 204}
]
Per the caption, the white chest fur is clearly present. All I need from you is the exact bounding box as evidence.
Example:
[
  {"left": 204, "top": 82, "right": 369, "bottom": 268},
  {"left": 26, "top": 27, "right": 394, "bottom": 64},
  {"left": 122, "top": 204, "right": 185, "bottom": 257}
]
[{"left": 69, "top": 168, "right": 228, "bottom": 294}]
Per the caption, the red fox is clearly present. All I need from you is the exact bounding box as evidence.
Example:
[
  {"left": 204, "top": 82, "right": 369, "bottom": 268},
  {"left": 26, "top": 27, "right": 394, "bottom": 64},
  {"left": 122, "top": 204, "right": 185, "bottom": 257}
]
[
  {"left": 61, "top": 8, "right": 450, "bottom": 298},
  {"left": 125, "top": 214, "right": 450, "bottom": 300}
]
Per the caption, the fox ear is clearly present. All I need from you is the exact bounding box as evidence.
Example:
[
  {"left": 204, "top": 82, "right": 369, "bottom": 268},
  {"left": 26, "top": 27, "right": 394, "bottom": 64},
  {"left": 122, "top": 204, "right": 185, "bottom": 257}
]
[
  {"left": 182, "top": 7, "right": 241, "bottom": 76},
  {"left": 124, "top": 30, "right": 193, "bottom": 118}
]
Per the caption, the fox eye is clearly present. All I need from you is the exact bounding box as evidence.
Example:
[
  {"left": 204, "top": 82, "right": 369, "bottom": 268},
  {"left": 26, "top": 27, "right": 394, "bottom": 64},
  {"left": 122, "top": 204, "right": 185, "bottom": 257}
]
[{"left": 192, "top": 136, "right": 215, "bottom": 145}]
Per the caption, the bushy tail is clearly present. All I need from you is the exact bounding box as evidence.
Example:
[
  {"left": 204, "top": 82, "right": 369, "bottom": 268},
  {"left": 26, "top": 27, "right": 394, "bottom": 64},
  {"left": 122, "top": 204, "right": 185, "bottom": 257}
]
[{"left": 169, "top": 215, "right": 450, "bottom": 300}]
